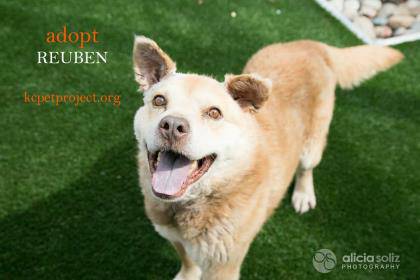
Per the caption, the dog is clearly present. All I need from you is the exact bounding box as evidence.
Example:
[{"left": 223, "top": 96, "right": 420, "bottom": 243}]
[{"left": 133, "top": 36, "right": 403, "bottom": 279}]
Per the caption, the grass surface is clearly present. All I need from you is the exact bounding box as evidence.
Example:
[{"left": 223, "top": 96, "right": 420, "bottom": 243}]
[{"left": 1, "top": 0, "right": 419, "bottom": 279}]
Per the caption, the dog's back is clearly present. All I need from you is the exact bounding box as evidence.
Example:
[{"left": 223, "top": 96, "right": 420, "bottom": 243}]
[{"left": 243, "top": 40, "right": 403, "bottom": 214}]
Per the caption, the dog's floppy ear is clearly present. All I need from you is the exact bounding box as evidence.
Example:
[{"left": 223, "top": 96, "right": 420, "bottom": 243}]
[
  {"left": 133, "top": 36, "right": 176, "bottom": 91},
  {"left": 225, "top": 74, "right": 271, "bottom": 112}
]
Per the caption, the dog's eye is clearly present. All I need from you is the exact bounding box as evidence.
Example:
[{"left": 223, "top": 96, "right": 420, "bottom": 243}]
[
  {"left": 207, "top": 107, "right": 222, "bottom": 120},
  {"left": 152, "top": 95, "right": 166, "bottom": 107}
]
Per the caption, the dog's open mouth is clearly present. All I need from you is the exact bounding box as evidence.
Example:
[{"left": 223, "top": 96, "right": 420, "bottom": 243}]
[{"left": 147, "top": 150, "right": 216, "bottom": 199}]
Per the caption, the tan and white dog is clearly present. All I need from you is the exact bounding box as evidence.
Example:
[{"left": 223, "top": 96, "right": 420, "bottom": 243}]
[{"left": 133, "top": 36, "right": 403, "bottom": 280}]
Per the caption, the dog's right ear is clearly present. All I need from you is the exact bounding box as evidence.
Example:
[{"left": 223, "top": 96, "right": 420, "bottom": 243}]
[{"left": 133, "top": 36, "right": 176, "bottom": 91}]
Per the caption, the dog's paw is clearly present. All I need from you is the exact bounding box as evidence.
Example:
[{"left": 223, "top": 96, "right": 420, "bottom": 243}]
[{"left": 292, "top": 190, "right": 316, "bottom": 214}]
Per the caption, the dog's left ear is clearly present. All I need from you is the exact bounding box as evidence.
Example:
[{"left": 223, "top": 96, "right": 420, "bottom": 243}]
[
  {"left": 133, "top": 36, "right": 176, "bottom": 91},
  {"left": 225, "top": 74, "right": 271, "bottom": 112}
]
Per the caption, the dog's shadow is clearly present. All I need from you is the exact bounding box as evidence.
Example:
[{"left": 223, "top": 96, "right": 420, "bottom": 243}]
[{"left": 0, "top": 141, "right": 177, "bottom": 279}]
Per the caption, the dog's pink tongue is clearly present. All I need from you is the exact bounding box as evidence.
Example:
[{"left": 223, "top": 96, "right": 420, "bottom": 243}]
[{"left": 152, "top": 151, "right": 192, "bottom": 196}]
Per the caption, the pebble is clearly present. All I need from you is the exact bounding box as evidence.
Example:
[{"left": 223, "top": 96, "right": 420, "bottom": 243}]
[
  {"left": 394, "top": 27, "right": 407, "bottom": 36},
  {"left": 353, "top": 16, "right": 376, "bottom": 38},
  {"left": 411, "top": 6, "right": 420, "bottom": 16},
  {"left": 343, "top": 0, "right": 360, "bottom": 19},
  {"left": 375, "top": 26, "right": 393, "bottom": 38},
  {"left": 393, "top": 5, "right": 411, "bottom": 16},
  {"left": 410, "top": 21, "right": 420, "bottom": 32},
  {"left": 389, "top": 15, "right": 415, "bottom": 28},
  {"left": 372, "top": 16, "right": 388, "bottom": 25},
  {"left": 407, "top": 0, "right": 420, "bottom": 9},
  {"left": 360, "top": 6, "right": 377, "bottom": 18},
  {"left": 362, "top": 0, "right": 382, "bottom": 11},
  {"left": 378, "top": 3, "right": 397, "bottom": 18}
]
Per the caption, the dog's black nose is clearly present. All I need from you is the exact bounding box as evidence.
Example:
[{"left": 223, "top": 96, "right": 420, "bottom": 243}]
[{"left": 159, "top": 116, "right": 190, "bottom": 142}]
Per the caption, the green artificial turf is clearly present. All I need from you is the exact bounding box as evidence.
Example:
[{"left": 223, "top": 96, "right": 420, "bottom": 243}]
[{"left": 1, "top": 0, "right": 419, "bottom": 279}]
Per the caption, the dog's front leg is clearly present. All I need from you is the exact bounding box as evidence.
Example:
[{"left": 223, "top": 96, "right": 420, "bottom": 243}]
[
  {"left": 172, "top": 241, "right": 202, "bottom": 280},
  {"left": 201, "top": 260, "right": 242, "bottom": 280},
  {"left": 201, "top": 245, "right": 249, "bottom": 280}
]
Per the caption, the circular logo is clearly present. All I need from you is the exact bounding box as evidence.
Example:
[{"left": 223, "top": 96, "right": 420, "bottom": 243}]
[{"left": 313, "top": 249, "right": 337, "bottom": 273}]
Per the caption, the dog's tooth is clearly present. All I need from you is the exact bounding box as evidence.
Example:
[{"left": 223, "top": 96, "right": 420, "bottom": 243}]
[{"left": 191, "top": 160, "right": 198, "bottom": 171}]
